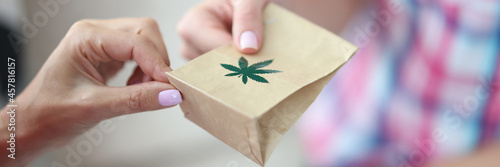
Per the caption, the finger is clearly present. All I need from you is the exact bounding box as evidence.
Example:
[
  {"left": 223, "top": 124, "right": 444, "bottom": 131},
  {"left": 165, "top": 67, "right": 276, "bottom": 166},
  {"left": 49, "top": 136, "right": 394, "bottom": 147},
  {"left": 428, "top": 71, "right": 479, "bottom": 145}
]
[
  {"left": 89, "top": 18, "right": 170, "bottom": 66},
  {"left": 95, "top": 81, "right": 182, "bottom": 118},
  {"left": 177, "top": 3, "right": 233, "bottom": 55},
  {"left": 127, "top": 66, "right": 154, "bottom": 86},
  {"left": 135, "top": 19, "right": 170, "bottom": 66},
  {"left": 127, "top": 66, "right": 144, "bottom": 85},
  {"left": 180, "top": 42, "right": 203, "bottom": 60},
  {"left": 142, "top": 75, "right": 153, "bottom": 82},
  {"left": 96, "top": 60, "right": 124, "bottom": 82},
  {"left": 231, "top": 0, "right": 269, "bottom": 54},
  {"left": 78, "top": 27, "right": 172, "bottom": 83}
]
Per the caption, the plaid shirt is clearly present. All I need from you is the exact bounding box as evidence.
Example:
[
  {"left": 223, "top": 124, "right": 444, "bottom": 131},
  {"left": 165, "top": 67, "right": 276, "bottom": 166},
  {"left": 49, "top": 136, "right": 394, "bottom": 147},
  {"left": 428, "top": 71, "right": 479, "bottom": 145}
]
[{"left": 298, "top": 0, "right": 500, "bottom": 166}]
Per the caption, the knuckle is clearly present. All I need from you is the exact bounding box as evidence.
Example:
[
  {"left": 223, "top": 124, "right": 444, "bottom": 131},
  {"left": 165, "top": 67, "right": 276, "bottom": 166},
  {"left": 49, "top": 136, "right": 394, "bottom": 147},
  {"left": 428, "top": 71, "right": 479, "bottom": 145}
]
[
  {"left": 66, "top": 20, "right": 98, "bottom": 44},
  {"left": 235, "top": 8, "right": 259, "bottom": 21},
  {"left": 177, "top": 21, "right": 191, "bottom": 42},
  {"left": 177, "top": 9, "right": 203, "bottom": 43},
  {"left": 134, "top": 17, "right": 159, "bottom": 35},
  {"left": 180, "top": 44, "right": 189, "bottom": 57},
  {"left": 128, "top": 87, "right": 146, "bottom": 112},
  {"left": 139, "top": 17, "right": 159, "bottom": 28},
  {"left": 151, "top": 64, "right": 162, "bottom": 79},
  {"left": 180, "top": 44, "right": 195, "bottom": 60},
  {"left": 70, "top": 19, "right": 92, "bottom": 31},
  {"left": 136, "top": 35, "right": 155, "bottom": 46}
]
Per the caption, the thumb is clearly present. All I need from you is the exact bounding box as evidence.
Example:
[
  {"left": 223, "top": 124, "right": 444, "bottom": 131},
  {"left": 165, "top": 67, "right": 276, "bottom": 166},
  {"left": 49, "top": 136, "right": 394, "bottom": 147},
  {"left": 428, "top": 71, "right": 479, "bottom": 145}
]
[
  {"left": 232, "top": 0, "right": 269, "bottom": 54},
  {"left": 96, "top": 81, "right": 182, "bottom": 118}
]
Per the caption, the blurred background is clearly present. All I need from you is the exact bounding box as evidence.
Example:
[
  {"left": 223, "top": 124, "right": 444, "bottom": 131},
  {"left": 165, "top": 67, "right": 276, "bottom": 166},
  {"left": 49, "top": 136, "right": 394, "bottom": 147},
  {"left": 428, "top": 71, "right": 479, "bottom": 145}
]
[
  {"left": 0, "top": 0, "right": 306, "bottom": 166},
  {"left": 2, "top": 0, "right": 499, "bottom": 167}
]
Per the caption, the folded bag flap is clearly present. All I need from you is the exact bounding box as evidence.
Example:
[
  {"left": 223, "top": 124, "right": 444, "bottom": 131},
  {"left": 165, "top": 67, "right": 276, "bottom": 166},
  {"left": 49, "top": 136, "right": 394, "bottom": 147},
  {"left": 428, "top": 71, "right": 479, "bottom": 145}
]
[{"left": 169, "top": 3, "right": 357, "bottom": 118}]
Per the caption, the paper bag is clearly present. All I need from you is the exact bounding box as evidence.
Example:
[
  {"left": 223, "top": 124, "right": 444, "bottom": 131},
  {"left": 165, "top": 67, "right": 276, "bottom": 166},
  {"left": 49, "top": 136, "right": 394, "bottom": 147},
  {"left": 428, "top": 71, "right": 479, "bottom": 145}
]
[{"left": 166, "top": 3, "right": 357, "bottom": 166}]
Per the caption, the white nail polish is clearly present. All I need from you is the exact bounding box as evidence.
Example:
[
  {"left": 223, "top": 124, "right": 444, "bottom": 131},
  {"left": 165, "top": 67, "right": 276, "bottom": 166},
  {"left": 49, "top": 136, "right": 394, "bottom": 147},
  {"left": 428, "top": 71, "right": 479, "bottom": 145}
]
[{"left": 240, "top": 31, "right": 258, "bottom": 50}]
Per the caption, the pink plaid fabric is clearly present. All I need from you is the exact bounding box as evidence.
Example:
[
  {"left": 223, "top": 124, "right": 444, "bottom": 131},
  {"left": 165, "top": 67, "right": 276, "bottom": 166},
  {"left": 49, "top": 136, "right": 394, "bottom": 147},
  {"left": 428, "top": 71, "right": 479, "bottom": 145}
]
[{"left": 298, "top": 0, "right": 500, "bottom": 166}]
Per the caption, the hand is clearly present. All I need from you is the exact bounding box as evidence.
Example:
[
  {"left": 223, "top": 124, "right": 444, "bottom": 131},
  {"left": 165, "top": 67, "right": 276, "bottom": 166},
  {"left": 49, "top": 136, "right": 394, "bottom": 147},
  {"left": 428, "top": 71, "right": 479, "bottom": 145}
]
[
  {"left": 0, "top": 18, "right": 182, "bottom": 166},
  {"left": 178, "top": 0, "right": 270, "bottom": 59}
]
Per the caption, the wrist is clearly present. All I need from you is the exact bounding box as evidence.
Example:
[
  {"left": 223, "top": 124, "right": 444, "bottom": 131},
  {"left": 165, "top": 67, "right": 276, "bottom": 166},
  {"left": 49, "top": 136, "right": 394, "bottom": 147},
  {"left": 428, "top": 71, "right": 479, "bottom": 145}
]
[
  {"left": 0, "top": 106, "right": 23, "bottom": 166},
  {"left": 0, "top": 94, "right": 50, "bottom": 166}
]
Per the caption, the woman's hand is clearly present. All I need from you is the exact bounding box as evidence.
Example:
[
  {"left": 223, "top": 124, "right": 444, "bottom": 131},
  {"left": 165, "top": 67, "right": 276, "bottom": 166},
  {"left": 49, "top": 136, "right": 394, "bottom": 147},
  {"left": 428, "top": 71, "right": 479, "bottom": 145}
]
[
  {"left": 0, "top": 18, "right": 182, "bottom": 166},
  {"left": 177, "top": 0, "right": 270, "bottom": 59}
]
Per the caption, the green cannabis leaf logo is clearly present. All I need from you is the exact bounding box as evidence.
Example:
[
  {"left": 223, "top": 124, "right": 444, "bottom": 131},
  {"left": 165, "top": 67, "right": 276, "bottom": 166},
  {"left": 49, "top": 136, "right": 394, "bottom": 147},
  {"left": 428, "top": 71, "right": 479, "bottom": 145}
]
[{"left": 221, "top": 57, "right": 282, "bottom": 84}]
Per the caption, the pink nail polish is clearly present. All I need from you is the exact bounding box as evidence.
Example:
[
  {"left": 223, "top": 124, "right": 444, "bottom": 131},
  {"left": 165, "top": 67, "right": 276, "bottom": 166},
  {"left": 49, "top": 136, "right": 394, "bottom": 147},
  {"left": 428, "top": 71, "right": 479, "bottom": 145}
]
[
  {"left": 158, "top": 90, "right": 182, "bottom": 106},
  {"left": 240, "top": 31, "right": 258, "bottom": 51}
]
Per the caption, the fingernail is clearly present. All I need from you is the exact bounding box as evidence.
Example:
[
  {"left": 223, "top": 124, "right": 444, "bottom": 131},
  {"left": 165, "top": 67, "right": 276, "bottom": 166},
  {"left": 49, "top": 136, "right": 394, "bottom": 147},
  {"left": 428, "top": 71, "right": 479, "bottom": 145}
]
[
  {"left": 158, "top": 90, "right": 182, "bottom": 106},
  {"left": 240, "top": 31, "right": 258, "bottom": 51}
]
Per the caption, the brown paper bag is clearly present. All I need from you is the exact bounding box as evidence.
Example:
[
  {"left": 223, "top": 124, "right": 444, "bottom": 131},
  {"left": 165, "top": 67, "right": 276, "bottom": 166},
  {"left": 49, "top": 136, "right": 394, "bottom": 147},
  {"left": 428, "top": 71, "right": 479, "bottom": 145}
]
[{"left": 166, "top": 3, "right": 357, "bottom": 166}]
